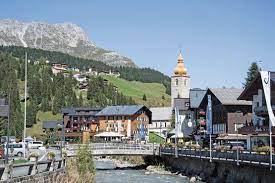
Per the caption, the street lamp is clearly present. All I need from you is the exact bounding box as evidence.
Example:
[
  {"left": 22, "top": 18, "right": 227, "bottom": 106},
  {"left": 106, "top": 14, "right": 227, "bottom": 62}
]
[{"left": 235, "top": 111, "right": 242, "bottom": 166}]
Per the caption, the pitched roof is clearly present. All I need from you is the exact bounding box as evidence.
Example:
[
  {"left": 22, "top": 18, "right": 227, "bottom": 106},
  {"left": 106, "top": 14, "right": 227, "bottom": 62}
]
[
  {"left": 150, "top": 107, "right": 172, "bottom": 121},
  {"left": 190, "top": 88, "right": 207, "bottom": 108},
  {"left": 42, "top": 121, "right": 62, "bottom": 129},
  {"left": 209, "top": 88, "right": 252, "bottom": 105},
  {"left": 96, "top": 105, "right": 146, "bottom": 116},
  {"left": 238, "top": 71, "right": 275, "bottom": 101},
  {"left": 61, "top": 107, "right": 102, "bottom": 115}
]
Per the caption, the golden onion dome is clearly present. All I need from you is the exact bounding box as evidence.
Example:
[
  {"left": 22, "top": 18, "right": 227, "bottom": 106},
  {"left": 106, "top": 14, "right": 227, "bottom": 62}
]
[{"left": 174, "top": 52, "right": 187, "bottom": 76}]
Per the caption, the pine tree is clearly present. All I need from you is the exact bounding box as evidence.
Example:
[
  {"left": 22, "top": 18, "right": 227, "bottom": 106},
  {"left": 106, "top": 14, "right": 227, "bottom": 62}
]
[
  {"left": 243, "top": 62, "right": 259, "bottom": 88},
  {"left": 72, "top": 92, "right": 78, "bottom": 107},
  {"left": 27, "top": 100, "right": 37, "bottom": 127},
  {"left": 52, "top": 88, "right": 65, "bottom": 115},
  {"left": 79, "top": 92, "right": 84, "bottom": 107},
  {"left": 142, "top": 94, "right": 147, "bottom": 101},
  {"left": 41, "top": 97, "right": 49, "bottom": 112}
]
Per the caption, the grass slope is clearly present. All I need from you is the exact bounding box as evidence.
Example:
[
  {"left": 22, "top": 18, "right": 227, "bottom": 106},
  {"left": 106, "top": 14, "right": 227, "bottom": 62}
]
[
  {"left": 26, "top": 111, "right": 62, "bottom": 138},
  {"left": 103, "top": 76, "right": 171, "bottom": 107}
]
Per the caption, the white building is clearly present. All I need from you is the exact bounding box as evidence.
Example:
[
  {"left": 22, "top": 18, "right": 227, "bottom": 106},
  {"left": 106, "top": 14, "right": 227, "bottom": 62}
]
[
  {"left": 73, "top": 74, "right": 87, "bottom": 82},
  {"left": 149, "top": 107, "right": 172, "bottom": 135}
]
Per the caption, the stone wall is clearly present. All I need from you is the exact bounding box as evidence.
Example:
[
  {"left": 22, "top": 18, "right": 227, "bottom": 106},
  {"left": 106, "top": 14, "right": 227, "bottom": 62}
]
[
  {"left": 144, "top": 155, "right": 275, "bottom": 183},
  {"left": 0, "top": 168, "right": 67, "bottom": 183}
]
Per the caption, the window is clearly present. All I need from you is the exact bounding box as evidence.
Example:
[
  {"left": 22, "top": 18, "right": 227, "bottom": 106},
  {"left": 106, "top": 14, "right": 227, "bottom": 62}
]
[
  {"left": 184, "top": 79, "right": 187, "bottom": 86},
  {"left": 175, "top": 79, "right": 178, "bottom": 86}
]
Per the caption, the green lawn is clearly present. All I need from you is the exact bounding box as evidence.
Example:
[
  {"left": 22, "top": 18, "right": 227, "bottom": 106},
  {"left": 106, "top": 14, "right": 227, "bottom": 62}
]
[
  {"left": 26, "top": 111, "right": 62, "bottom": 139},
  {"left": 103, "top": 76, "right": 171, "bottom": 107}
]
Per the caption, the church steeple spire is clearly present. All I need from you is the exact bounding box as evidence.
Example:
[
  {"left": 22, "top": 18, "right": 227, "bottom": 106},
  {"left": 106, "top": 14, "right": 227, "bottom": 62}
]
[{"left": 174, "top": 51, "right": 187, "bottom": 76}]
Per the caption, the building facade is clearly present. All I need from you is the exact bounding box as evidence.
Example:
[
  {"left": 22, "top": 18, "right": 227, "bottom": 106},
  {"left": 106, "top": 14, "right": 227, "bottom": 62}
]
[
  {"left": 148, "top": 107, "right": 172, "bottom": 135},
  {"left": 61, "top": 108, "right": 102, "bottom": 141},
  {"left": 238, "top": 72, "right": 275, "bottom": 149},
  {"left": 199, "top": 88, "right": 252, "bottom": 135},
  {"left": 96, "top": 105, "right": 152, "bottom": 140}
]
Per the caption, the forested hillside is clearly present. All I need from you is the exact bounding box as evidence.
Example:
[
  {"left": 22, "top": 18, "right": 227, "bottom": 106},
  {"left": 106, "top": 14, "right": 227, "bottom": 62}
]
[
  {"left": 0, "top": 46, "right": 171, "bottom": 94},
  {"left": 0, "top": 52, "right": 134, "bottom": 138}
]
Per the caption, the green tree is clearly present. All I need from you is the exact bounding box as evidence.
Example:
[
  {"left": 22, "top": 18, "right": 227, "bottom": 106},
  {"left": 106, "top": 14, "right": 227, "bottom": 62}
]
[
  {"left": 243, "top": 62, "right": 259, "bottom": 88},
  {"left": 27, "top": 100, "right": 37, "bottom": 127},
  {"left": 52, "top": 88, "right": 65, "bottom": 115},
  {"left": 79, "top": 92, "right": 84, "bottom": 107},
  {"left": 41, "top": 97, "right": 50, "bottom": 112},
  {"left": 142, "top": 94, "right": 147, "bottom": 101},
  {"left": 77, "top": 144, "right": 95, "bottom": 182}
]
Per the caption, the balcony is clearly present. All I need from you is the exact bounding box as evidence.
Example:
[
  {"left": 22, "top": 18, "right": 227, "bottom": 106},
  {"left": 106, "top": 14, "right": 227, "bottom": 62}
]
[
  {"left": 254, "top": 105, "right": 275, "bottom": 115},
  {"left": 239, "top": 125, "right": 275, "bottom": 135}
]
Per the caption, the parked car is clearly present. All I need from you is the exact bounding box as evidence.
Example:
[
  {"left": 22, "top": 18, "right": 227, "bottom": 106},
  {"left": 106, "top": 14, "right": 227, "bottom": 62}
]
[
  {"left": 2, "top": 143, "right": 25, "bottom": 157},
  {"left": 28, "top": 141, "right": 43, "bottom": 149}
]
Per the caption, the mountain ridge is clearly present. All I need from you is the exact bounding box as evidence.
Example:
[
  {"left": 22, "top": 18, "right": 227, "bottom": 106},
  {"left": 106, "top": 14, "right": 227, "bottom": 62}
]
[{"left": 0, "top": 19, "right": 136, "bottom": 67}]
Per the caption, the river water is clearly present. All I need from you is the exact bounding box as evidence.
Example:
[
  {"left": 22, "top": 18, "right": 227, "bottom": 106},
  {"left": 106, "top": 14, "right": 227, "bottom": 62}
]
[{"left": 94, "top": 159, "right": 190, "bottom": 183}]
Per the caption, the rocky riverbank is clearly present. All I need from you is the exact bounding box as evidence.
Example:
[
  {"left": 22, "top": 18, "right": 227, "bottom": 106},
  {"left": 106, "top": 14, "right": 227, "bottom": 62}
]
[{"left": 95, "top": 156, "right": 203, "bottom": 182}]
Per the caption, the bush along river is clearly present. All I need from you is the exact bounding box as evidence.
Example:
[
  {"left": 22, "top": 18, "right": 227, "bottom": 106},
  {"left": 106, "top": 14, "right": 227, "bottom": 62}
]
[{"left": 94, "top": 157, "right": 205, "bottom": 183}]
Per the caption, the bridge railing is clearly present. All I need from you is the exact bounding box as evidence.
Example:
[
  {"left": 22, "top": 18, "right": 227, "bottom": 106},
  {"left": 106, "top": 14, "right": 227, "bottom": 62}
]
[
  {"left": 0, "top": 159, "right": 66, "bottom": 181},
  {"left": 67, "top": 143, "right": 157, "bottom": 150},
  {"left": 66, "top": 143, "right": 159, "bottom": 156},
  {"left": 161, "top": 147, "right": 275, "bottom": 166}
]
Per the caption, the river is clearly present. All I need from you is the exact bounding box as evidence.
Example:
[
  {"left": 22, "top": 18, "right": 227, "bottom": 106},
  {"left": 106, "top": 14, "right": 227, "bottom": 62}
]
[{"left": 94, "top": 159, "right": 191, "bottom": 183}]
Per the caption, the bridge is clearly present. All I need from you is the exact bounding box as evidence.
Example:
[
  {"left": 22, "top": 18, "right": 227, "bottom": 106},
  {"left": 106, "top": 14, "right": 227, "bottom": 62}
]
[
  {"left": 67, "top": 143, "right": 275, "bottom": 168},
  {"left": 66, "top": 143, "right": 159, "bottom": 156}
]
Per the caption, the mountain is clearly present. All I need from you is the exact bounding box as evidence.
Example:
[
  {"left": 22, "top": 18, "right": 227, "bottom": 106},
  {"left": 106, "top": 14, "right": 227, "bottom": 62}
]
[{"left": 0, "top": 19, "right": 136, "bottom": 67}]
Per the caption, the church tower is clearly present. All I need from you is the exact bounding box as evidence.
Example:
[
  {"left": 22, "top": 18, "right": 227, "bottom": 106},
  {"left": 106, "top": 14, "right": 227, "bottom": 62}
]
[{"left": 171, "top": 52, "right": 190, "bottom": 108}]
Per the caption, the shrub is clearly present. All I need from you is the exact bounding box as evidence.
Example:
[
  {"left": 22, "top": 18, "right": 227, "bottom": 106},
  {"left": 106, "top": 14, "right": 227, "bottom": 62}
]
[
  {"left": 77, "top": 144, "right": 95, "bottom": 182},
  {"left": 47, "top": 152, "right": 56, "bottom": 158},
  {"left": 29, "top": 152, "right": 39, "bottom": 158}
]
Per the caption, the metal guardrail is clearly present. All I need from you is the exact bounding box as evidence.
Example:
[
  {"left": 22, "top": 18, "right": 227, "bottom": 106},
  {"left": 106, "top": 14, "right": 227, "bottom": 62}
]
[
  {"left": 0, "top": 159, "right": 66, "bottom": 181},
  {"left": 161, "top": 147, "right": 275, "bottom": 166}
]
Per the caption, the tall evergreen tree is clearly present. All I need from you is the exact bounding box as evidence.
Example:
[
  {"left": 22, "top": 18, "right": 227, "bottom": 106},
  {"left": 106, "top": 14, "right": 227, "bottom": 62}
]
[
  {"left": 78, "top": 92, "right": 84, "bottom": 107},
  {"left": 27, "top": 100, "right": 37, "bottom": 127},
  {"left": 142, "top": 94, "right": 147, "bottom": 101},
  {"left": 243, "top": 62, "right": 259, "bottom": 88}
]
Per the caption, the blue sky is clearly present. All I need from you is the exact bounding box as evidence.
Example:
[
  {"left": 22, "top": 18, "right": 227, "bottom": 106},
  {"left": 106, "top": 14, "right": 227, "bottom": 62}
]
[{"left": 1, "top": 0, "right": 275, "bottom": 88}]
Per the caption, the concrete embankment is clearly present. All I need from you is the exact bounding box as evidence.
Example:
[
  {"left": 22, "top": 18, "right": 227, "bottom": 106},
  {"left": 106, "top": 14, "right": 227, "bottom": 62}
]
[{"left": 143, "top": 155, "right": 275, "bottom": 183}]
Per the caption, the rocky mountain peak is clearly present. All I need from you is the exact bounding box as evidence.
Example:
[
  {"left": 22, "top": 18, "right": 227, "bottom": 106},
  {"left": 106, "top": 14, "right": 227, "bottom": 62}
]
[{"left": 0, "top": 19, "right": 136, "bottom": 67}]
